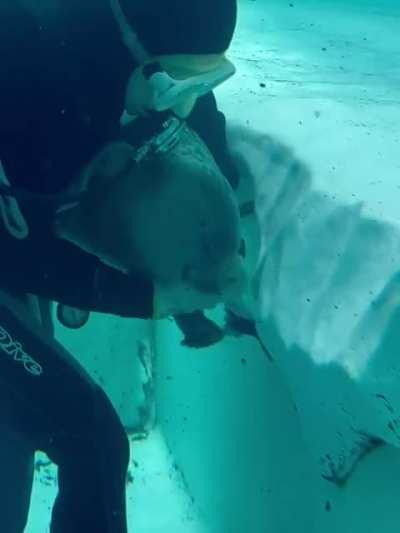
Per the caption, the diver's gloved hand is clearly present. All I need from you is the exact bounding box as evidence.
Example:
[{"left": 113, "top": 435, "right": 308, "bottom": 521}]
[
  {"left": 126, "top": 63, "right": 199, "bottom": 119},
  {"left": 125, "top": 56, "right": 236, "bottom": 120}
]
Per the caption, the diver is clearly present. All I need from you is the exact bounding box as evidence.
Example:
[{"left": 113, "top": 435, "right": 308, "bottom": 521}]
[{"left": 0, "top": 0, "right": 240, "bottom": 532}]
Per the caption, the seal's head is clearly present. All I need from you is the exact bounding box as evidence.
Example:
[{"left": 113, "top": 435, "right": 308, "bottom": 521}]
[{"left": 55, "top": 122, "right": 245, "bottom": 301}]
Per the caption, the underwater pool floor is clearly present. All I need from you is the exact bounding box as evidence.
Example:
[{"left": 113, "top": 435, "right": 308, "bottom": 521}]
[{"left": 26, "top": 429, "right": 205, "bottom": 533}]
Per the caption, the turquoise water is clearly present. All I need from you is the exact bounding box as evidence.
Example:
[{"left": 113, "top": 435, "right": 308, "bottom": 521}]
[{"left": 2, "top": 0, "right": 399, "bottom": 532}]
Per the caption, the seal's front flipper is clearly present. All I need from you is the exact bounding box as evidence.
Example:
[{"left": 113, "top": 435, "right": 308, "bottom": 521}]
[
  {"left": 224, "top": 310, "right": 274, "bottom": 361},
  {"left": 174, "top": 311, "right": 224, "bottom": 349}
]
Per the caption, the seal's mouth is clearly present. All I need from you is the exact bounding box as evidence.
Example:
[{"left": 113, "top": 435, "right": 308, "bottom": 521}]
[{"left": 182, "top": 253, "right": 248, "bottom": 298}]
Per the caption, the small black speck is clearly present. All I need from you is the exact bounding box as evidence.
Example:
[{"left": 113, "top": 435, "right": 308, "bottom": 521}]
[
  {"left": 289, "top": 3, "right": 294, "bottom": 6},
  {"left": 260, "top": 82, "right": 266, "bottom": 88},
  {"left": 166, "top": 376, "right": 173, "bottom": 381},
  {"left": 325, "top": 500, "right": 332, "bottom": 512},
  {"left": 126, "top": 470, "right": 134, "bottom": 484},
  {"left": 322, "top": 47, "right": 327, "bottom": 51},
  {"left": 35, "top": 459, "right": 52, "bottom": 472},
  {"left": 241, "top": 358, "right": 247, "bottom": 365}
]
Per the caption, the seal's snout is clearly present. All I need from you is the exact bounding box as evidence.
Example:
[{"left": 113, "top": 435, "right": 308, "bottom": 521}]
[{"left": 185, "top": 252, "right": 247, "bottom": 301}]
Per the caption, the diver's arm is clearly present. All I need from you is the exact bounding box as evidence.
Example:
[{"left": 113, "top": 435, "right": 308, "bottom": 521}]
[
  {"left": 0, "top": 231, "right": 154, "bottom": 319},
  {"left": 0, "top": 230, "right": 223, "bottom": 320}
]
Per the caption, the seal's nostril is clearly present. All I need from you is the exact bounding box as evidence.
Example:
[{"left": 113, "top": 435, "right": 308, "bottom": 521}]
[
  {"left": 239, "top": 239, "right": 246, "bottom": 258},
  {"left": 181, "top": 264, "right": 192, "bottom": 282}
]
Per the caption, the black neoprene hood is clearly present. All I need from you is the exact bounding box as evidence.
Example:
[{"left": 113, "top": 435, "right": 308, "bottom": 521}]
[{"left": 120, "top": 0, "right": 237, "bottom": 56}]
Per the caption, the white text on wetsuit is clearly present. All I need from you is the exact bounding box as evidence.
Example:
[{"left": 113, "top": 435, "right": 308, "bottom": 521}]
[{"left": 0, "top": 325, "right": 43, "bottom": 376}]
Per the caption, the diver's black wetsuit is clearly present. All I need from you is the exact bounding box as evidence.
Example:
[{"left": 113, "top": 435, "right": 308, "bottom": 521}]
[
  {"left": 0, "top": 1, "right": 237, "bottom": 532},
  {"left": 0, "top": 291, "right": 130, "bottom": 533}
]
